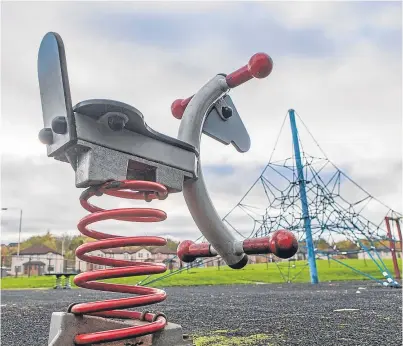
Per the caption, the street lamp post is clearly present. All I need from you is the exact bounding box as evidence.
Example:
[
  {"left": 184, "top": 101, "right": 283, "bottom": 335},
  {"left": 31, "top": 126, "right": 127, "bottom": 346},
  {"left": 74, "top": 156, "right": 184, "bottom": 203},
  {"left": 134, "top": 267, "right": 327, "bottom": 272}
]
[
  {"left": 62, "top": 238, "right": 65, "bottom": 272},
  {"left": 1, "top": 208, "right": 23, "bottom": 256}
]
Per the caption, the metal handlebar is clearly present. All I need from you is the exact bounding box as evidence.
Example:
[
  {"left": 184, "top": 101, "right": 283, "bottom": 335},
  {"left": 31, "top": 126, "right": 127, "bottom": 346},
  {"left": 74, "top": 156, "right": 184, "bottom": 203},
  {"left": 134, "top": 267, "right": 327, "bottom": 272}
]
[
  {"left": 173, "top": 54, "right": 295, "bottom": 270},
  {"left": 171, "top": 53, "right": 273, "bottom": 119}
]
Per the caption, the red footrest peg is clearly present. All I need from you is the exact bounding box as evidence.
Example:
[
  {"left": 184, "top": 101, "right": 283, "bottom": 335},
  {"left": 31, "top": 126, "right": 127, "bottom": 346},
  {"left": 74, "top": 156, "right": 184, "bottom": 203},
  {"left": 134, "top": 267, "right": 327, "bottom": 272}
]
[
  {"left": 243, "top": 230, "right": 298, "bottom": 259},
  {"left": 177, "top": 241, "right": 217, "bottom": 263},
  {"left": 177, "top": 230, "right": 297, "bottom": 264}
]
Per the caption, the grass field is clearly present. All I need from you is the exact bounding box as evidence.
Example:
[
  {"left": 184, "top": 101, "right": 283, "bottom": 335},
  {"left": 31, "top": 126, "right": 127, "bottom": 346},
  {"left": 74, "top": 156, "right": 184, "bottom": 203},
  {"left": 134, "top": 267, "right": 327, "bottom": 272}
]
[{"left": 1, "top": 259, "right": 399, "bottom": 290}]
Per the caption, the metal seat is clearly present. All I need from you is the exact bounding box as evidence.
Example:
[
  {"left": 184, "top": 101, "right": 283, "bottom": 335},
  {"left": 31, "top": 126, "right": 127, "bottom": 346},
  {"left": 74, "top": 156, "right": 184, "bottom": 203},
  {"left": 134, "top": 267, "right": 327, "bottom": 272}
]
[{"left": 73, "top": 99, "right": 196, "bottom": 153}]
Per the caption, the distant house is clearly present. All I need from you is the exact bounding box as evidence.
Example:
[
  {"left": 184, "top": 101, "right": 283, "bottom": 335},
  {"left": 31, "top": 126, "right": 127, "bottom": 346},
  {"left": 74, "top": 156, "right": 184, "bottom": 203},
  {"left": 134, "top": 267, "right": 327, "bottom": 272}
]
[
  {"left": 10, "top": 245, "right": 64, "bottom": 276},
  {"left": 150, "top": 246, "right": 179, "bottom": 268},
  {"left": 75, "top": 245, "right": 185, "bottom": 272},
  {"left": 76, "top": 247, "right": 154, "bottom": 272},
  {"left": 8, "top": 242, "right": 18, "bottom": 248},
  {"left": 358, "top": 247, "right": 402, "bottom": 260},
  {"left": 203, "top": 256, "right": 222, "bottom": 268}
]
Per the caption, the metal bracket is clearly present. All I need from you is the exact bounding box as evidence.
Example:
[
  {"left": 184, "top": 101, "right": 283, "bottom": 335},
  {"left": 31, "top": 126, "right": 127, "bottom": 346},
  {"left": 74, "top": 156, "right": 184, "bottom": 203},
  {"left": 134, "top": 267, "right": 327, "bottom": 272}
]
[
  {"left": 48, "top": 312, "right": 192, "bottom": 346},
  {"left": 67, "top": 140, "right": 193, "bottom": 192}
]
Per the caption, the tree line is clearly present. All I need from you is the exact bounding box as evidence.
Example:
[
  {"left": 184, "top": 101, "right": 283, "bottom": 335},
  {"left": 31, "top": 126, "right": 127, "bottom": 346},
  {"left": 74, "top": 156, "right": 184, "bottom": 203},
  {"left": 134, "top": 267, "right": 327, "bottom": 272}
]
[
  {"left": 1, "top": 232, "right": 398, "bottom": 268},
  {"left": 1, "top": 231, "right": 180, "bottom": 267}
]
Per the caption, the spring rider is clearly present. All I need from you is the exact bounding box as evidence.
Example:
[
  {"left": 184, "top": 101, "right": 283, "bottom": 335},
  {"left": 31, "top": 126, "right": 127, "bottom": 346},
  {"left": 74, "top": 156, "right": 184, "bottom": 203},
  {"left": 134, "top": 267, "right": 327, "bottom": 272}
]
[{"left": 38, "top": 32, "right": 298, "bottom": 345}]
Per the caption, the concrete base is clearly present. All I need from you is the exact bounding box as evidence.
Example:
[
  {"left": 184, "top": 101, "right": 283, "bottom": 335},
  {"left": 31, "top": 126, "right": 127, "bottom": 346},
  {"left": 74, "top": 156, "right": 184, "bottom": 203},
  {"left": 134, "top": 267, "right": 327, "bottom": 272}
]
[{"left": 48, "top": 312, "right": 192, "bottom": 346}]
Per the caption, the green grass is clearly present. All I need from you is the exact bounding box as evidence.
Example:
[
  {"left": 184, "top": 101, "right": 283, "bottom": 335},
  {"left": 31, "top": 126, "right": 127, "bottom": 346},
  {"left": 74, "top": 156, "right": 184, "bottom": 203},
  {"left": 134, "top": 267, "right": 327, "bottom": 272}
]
[
  {"left": 193, "top": 333, "right": 274, "bottom": 346},
  {"left": 193, "top": 329, "right": 281, "bottom": 345},
  {"left": 0, "top": 259, "right": 399, "bottom": 290}
]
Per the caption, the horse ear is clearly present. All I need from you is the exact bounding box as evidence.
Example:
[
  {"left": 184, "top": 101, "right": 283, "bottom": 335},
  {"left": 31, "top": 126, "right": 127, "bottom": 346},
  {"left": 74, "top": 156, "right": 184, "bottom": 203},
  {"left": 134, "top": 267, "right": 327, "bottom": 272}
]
[{"left": 202, "top": 95, "right": 251, "bottom": 153}]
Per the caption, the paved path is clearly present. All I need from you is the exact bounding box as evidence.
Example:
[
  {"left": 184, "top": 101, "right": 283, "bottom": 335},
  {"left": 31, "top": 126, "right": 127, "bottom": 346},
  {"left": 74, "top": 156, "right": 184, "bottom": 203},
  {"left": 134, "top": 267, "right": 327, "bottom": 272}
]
[{"left": 1, "top": 281, "right": 401, "bottom": 345}]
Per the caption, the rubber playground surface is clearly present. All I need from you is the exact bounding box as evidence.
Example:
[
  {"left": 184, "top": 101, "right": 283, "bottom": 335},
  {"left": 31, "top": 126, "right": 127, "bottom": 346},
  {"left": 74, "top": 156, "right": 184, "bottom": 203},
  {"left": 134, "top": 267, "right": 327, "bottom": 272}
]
[{"left": 1, "top": 281, "right": 401, "bottom": 346}]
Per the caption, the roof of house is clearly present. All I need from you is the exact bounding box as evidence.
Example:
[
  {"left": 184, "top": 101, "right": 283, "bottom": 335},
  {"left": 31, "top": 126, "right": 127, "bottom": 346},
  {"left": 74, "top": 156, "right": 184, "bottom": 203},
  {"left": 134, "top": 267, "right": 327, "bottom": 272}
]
[
  {"left": 22, "top": 261, "right": 46, "bottom": 266},
  {"left": 97, "top": 246, "right": 177, "bottom": 255},
  {"left": 12, "top": 244, "right": 62, "bottom": 256},
  {"left": 149, "top": 245, "right": 177, "bottom": 255},
  {"left": 296, "top": 247, "right": 339, "bottom": 255},
  {"left": 101, "top": 247, "right": 150, "bottom": 255},
  {"left": 368, "top": 247, "right": 402, "bottom": 253},
  {"left": 163, "top": 258, "right": 178, "bottom": 263},
  {"left": 297, "top": 246, "right": 402, "bottom": 255}
]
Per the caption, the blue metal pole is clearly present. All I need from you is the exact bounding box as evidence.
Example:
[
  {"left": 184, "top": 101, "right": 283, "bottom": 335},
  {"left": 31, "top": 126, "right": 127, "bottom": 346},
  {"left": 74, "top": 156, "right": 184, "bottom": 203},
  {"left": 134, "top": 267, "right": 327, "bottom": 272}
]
[{"left": 288, "top": 109, "right": 319, "bottom": 284}]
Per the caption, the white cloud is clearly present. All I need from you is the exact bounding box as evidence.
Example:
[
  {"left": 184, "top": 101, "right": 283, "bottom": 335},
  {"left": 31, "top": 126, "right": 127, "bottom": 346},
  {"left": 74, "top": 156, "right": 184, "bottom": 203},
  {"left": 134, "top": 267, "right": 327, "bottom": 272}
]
[
  {"left": 261, "top": 2, "right": 402, "bottom": 34},
  {"left": 0, "top": 1, "right": 401, "bottom": 245}
]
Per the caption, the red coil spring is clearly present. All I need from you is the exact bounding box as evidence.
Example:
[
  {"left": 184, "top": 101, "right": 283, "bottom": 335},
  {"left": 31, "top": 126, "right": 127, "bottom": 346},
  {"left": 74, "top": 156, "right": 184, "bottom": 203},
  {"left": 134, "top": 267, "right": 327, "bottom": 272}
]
[{"left": 71, "top": 180, "right": 169, "bottom": 345}]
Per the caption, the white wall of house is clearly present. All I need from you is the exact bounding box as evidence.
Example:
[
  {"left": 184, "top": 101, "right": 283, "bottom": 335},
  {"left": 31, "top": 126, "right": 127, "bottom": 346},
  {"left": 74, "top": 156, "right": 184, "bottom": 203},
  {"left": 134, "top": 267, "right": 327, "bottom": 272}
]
[
  {"left": 357, "top": 251, "right": 368, "bottom": 260},
  {"left": 131, "top": 248, "right": 152, "bottom": 262},
  {"left": 75, "top": 249, "right": 104, "bottom": 272},
  {"left": 358, "top": 249, "right": 402, "bottom": 260},
  {"left": 294, "top": 252, "right": 307, "bottom": 261},
  {"left": 103, "top": 249, "right": 152, "bottom": 262},
  {"left": 153, "top": 252, "right": 175, "bottom": 263},
  {"left": 75, "top": 248, "right": 154, "bottom": 272},
  {"left": 10, "top": 252, "right": 64, "bottom": 275}
]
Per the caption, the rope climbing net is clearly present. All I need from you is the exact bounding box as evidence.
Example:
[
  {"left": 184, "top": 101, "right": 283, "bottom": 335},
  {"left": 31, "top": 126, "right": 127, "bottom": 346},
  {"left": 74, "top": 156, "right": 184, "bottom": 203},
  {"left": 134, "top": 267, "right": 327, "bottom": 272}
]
[{"left": 221, "top": 111, "right": 402, "bottom": 286}]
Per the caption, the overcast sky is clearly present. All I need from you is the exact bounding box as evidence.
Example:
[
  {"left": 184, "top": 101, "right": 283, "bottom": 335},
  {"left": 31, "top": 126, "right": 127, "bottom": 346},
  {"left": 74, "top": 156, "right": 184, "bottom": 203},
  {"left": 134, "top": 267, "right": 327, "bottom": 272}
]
[{"left": 1, "top": 1, "right": 401, "bottom": 245}]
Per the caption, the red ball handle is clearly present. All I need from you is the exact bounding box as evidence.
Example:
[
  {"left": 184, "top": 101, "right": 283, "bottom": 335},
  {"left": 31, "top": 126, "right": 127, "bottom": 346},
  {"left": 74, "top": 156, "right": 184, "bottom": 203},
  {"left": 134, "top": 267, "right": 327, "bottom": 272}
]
[
  {"left": 226, "top": 52, "right": 273, "bottom": 88},
  {"left": 171, "top": 52, "right": 273, "bottom": 119},
  {"left": 171, "top": 96, "right": 193, "bottom": 120}
]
